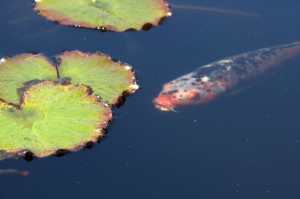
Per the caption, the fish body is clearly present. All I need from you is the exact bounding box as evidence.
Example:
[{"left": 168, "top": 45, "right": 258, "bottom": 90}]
[
  {"left": 154, "top": 42, "right": 300, "bottom": 111},
  {"left": 0, "top": 169, "right": 29, "bottom": 176}
]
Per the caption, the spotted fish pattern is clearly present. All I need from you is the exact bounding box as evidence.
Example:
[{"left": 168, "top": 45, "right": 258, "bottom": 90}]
[{"left": 154, "top": 42, "right": 300, "bottom": 111}]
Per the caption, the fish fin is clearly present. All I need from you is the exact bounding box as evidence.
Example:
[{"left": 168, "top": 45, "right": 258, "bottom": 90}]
[
  {"left": 228, "top": 87, "right": 247, "bottom": 96},
  {"left": 169, "top": 107, "right": 178, "bottom": 112}
]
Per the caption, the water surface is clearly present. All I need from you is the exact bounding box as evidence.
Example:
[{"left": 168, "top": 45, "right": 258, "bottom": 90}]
[{"left": 0, "top": 0, "right": 300, "bottom": 198}]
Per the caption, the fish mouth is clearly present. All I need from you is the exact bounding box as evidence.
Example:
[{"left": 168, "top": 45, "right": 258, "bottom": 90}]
[
  {"left": 153, "top": 96, "right": 176, "bottom": 112},
  {"left": 155, "top": 104, "right": 175, "bottom": 112}
]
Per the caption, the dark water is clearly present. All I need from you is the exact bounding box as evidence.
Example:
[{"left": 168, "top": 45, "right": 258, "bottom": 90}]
[{"left": 1, "top": 0, "right": 300, "bottom": 198}]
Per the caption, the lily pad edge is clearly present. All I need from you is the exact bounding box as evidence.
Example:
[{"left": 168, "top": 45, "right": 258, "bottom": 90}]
[
  {"left": 0, "top": 80, "right": 112, "bottom": 160},
  {"left": 0, "top": 51, "right": 139, "bottom": 161}
]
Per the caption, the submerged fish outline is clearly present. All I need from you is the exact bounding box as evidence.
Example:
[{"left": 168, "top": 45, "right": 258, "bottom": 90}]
[
  {"left": 154, "top": 42, "right": 300, "bottom": 111},
  {"left": 0, "top": 169, "right": 29, "bottom": 176}
]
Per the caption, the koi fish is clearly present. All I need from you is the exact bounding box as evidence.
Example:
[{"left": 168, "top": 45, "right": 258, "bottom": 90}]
[
  {"left": 154, "top": 42, "right": 300, "bottom": 111},
  {"left": 0, "top": 151, "right": 29, "bottom": 176},
  {"left": 0, "top": 169, "right": 29, "bottom": 176}
]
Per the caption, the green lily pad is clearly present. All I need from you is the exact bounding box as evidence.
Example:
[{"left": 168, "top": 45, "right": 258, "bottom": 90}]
[
  {"left": 0, "top": 81, "right": 112, "bottom": 158},
  {"left": 0, "top": 51, "right": 138, "bottom": 106},
  {"left": 57, "top": 51, "right": 138, "bottom": 104},
  {"left": 0, "top": 51, "right": 138, "bottom": 159},
  {"left": 34, "top": 0, "right": 171, "bottom": 31},
  {"left": 0, "top": 54, "right": 57, "bottom": 104}
]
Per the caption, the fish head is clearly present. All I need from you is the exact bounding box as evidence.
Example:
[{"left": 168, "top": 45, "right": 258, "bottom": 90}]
[
  {"left": 153, "top": 72, "right": 229, "bottom": 111},
  {"left": 153, "top": 78, "right": 216, "bottom": 111},
  {"left": 154, "top": 89, "right": 203, "bottom": 111}
]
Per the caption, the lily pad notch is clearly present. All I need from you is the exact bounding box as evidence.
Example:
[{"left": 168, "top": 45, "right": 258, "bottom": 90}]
[
  {"left": 56, "top": 51, "right": 139, "bottom": 105},
  {"left": 0, "top": 51, "right": 138, "bottom": 160},
  {"left": 0, "top": 51, "right": 138, "bottom": 105},
  {"left": 34, "top": 0, "right": 172, "bottom": 32}
]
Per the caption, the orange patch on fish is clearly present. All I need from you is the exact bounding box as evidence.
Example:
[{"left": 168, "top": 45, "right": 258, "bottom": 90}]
[{"left": 153, "top": 92, "right": 175, "bottom": 111}]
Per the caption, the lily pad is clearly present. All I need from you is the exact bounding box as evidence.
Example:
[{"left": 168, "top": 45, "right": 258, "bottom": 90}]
[
  {"left": 34, "top": 0, "right": 171, "bottom": 31},
  {"left": 57, "top": 51, "right": 138, "bottom": 104},
  {"left": 0, "top": 51, "right": 138, "bottom": 106},
  {"left": 0, "top": 81, "right": 112, "bottom": 158},
  {"left": 0, "top": 51, "right": 138, "bottom": 159},
  {"left": 0, "top": 54, "right": 57, "bottom": 104}
]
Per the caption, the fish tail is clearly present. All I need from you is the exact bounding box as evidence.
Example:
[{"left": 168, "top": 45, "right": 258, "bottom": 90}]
[{"left": 279, "top": 41, "right": 300, "bottom": 58}]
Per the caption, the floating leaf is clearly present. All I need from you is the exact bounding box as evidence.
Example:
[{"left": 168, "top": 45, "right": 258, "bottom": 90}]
[
  {"left": 0, "top": 54, "right": 57, "bottom": 104},
  {"left": 57, "top": 51, "right": 138, "bottom": 104},
  {"left": 0, "top": 81, "right": 112, "bottom": 158},
  {"left": 34, "top": 0, "right": 171, "bottom": 31},
  {"left": 0, "top": 51, "right": 138, "bottom": 106},
  {"left": 0, "top": 51, "right": 138, "bottom": 159}
]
